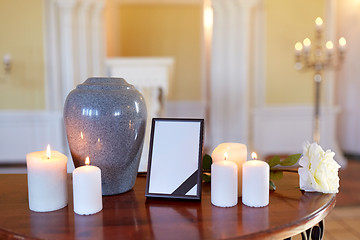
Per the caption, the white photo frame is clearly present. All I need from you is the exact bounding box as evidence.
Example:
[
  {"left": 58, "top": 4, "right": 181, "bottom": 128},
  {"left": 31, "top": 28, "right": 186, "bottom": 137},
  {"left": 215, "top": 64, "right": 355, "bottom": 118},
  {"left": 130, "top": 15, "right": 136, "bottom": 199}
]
[{"left": 145, "top": 118, "right": 204, "bottom": 200}]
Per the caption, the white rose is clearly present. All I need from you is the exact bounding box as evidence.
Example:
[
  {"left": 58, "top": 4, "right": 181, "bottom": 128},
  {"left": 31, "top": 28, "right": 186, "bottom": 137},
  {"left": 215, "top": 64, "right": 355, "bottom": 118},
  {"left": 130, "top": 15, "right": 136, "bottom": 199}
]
[{"left": 298, "top": 141, "right": 341, "bottom": 194}]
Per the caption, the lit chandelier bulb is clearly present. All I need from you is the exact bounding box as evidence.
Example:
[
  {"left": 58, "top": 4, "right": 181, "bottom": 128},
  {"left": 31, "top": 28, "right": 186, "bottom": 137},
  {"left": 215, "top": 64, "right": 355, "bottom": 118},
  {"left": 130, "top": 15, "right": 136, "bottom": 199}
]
[
  {"left": 339, "top": 37, "right": 347, "bottom": 51},
  {"left": 294, "top": 42, "right": 303, "bottom": 56},
  {"left": 315, "top": 17, "right": 323, "bottom": 31},
  {"left": 326, "top": 41, "right": 334, "bottom": 54},
  {"left": 303, "top": 38, "right": 311, "bottom": 52}
]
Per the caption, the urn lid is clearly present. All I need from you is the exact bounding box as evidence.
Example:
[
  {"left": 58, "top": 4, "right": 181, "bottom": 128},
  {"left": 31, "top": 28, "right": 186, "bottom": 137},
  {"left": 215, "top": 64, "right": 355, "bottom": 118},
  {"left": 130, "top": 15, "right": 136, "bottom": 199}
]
[{"left": 76, "top": 77, "right": 134, "bottom": 90}]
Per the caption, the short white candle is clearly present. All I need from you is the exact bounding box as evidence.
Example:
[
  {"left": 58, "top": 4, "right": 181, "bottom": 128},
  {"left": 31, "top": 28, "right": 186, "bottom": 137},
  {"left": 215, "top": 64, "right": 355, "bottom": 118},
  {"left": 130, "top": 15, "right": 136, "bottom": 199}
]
[
  {"left": 26, "top": 144, "right": 68, "bottom": 212},
  {"left": 242, "top": 153, "right": 269, "bottom": 208},
  {"left": 73, "top": 157, "right": 103, "bottom": 215},
  {"left": 211, "top": 153, "right": 238, "bottom": 208},
  {"left": 212, "top": 143, "right": 247, "bottom": 197}
]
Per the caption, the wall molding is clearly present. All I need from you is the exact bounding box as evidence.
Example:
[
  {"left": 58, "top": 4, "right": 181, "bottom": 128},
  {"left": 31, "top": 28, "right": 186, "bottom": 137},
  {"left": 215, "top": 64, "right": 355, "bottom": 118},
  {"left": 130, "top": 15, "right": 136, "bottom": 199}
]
[
  {"left": 0, "top": 111, "right": 74, "bottom": 171},
  {"left": 164, "top": 101, "right": 206, "bottom": 119},
  {"left": 252, "top": 105, "right": 346, "bottom": 167}
]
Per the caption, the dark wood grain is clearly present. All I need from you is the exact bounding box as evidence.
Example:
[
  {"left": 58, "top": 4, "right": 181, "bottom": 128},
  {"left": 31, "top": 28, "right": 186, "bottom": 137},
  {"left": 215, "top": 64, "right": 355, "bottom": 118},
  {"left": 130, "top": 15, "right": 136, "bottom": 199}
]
[{"left": 0, "top": 172, "right": 335, "bottom": 240}]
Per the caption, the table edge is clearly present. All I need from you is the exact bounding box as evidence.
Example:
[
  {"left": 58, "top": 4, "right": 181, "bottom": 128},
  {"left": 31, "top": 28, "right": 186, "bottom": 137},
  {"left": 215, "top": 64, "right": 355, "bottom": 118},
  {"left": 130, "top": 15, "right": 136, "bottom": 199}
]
[{"left": 238, "top": 194, "right": 336, "bottom": 239}]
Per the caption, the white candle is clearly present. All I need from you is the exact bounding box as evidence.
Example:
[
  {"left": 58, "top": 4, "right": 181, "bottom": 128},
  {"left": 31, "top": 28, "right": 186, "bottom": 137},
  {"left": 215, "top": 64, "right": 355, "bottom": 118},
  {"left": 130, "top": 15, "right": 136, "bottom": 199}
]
[
  {"left": 326, "top": 41, "right": 334, "bottom": 55},
  {"left": 339, "top": 37, "right": 346, "bottom": 52},
  {"left": 212, "top": 143, "right": 247, "bottom": 196},
  {"left": 26, "top": 144, "right": 68, "bottom": 212},
  {"left": 303, "top": 38, "right": 311, "bottom": 53},
  {"left": 315, "top": 17, "right": 323, "bottom": 31},
  {"left": 242, "top": 152, "right": 269, "bottom": 208},
  {"left": 294, "top": 42, "right": 303, "bottom": 56},
  {"left": 73, "top": 157, "right": 102, "bottom": 215},
  {"left": 211, "top": 154, "right": 238, "bottom": 207}
]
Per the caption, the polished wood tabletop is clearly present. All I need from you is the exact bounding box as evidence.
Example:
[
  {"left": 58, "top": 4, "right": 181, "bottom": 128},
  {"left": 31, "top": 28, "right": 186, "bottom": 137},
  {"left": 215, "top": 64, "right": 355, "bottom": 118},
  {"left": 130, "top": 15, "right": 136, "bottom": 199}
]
[{"left": 0, "top": 172, "right": 335, "bottom": 240}]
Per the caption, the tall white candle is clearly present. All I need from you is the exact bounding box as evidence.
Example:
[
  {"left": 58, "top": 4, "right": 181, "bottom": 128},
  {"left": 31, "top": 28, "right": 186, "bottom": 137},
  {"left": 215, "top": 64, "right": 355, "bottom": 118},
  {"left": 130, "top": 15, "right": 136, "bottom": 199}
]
[
  {"left": 242, "top": 153, "right": 269, "bottom": 207},
  {"left": 73, "top": 157, "right": 102, "bottom": 215},
  {"left": 211, "top": 153, "right": 238, "bottom": 208},
  {"left": 303, "top": 38, "right": 311, "bottom": 53},
  {"left": 315, "top": 17, "right": 323, "bottom": 32},
  {"left": 212, "top": 143, "right": 247, "bottom": 197},
  {"left": 294, "top": 42, "right": 303, "bottom": 56},
  {"left": 326, "top": 41, "right": 334, "bottom": 55},
  {"left": 26, "top": 145, "right": 68, "bottom": 212},
  {"left": 339, "top": 37, "right": 346, "bottom": 52}
]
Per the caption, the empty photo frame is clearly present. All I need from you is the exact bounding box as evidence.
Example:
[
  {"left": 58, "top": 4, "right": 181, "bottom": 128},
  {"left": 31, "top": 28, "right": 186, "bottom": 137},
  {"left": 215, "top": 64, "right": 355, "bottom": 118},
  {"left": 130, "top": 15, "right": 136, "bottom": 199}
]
[{"left": 145, "top": 118, "right": 204, "bottom": 200}]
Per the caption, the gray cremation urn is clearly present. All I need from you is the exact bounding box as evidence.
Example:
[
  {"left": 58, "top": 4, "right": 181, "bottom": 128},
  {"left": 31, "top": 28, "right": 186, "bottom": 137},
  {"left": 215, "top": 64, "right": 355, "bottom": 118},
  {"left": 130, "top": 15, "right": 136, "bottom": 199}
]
[{"left": 64, "top": 77, "right": 147, "bottom": 195}]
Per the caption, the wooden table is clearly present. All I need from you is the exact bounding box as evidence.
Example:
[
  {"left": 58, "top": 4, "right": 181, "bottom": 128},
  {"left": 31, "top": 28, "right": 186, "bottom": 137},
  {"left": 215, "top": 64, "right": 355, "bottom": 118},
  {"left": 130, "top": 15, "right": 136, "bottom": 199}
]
[{"left": 0, "top": 172, "right": 335, "bottom": 240}]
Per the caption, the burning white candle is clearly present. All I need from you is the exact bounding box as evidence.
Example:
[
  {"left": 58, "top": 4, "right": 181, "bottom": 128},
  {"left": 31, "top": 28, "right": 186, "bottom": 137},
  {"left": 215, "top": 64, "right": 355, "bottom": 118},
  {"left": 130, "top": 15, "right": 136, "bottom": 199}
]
[
  {"left": 26, "top": 144, "right": 68, "bottom": 212},
  {"left": 242, "top": 152, "right": 269, "bottom": 208},
  {"left": 303, "top": 38, "right": 311, "bottom": 53},
  {"left": 212, "top": 143, "right": 247, "bottom": 196},
  {"left": 211, "top": 152, "right": 238, "bottom": 207},
  {"left": 326, "top": 41, "right": 334, "bottom": 55},
  {"left": 294, "top": 42, "right": 303, "bottom": 56},
  {"left": 339, "top": 37, "right": 347, "bottom": 52},
  {"left": 315, "top": 17, "right": 323, "bottom": 31},
  {"left": 73, "top": 157, "right": 102, "bottom": 215}
]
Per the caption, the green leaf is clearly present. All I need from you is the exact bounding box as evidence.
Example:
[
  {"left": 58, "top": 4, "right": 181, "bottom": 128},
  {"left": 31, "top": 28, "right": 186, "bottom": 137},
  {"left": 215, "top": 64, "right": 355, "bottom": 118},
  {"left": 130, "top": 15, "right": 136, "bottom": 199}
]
[
  {"left": 268, "top": 156, "right": 280, "bottom": 168},
  {"left": 202, "top": 172, "right": 211, "bottom": 182},
  {"left": 270, "top": 170, "right": 283, "bottom": 180},
  {"left": 269, "top": 180, "right": 276, "bottom": 191},
  {"left": 202, "top": 154, "right": 212, "bottom": 171},
  {"left": 279, "top": 153, "right": 301, "bottom": 166}
]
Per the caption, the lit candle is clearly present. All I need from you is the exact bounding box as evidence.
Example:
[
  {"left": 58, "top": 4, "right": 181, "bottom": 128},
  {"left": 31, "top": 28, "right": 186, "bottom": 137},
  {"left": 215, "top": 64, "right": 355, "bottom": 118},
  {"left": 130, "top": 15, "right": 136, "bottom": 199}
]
[
  {"left": 326, "top": 41, "right": 334, "bottom": 55},
  {"left": 212, "top": 143, "right": 247, "bottom": 197},
  {"left": 242, "top": 152, "right": 269, "bottom": 208},
  {"left": 294, "top": 42, "right": 303, "bottom": 56},
  {"left": 303, "top": 38, "right": 311, "bottom": 53},
  {"left": 315, "top": 17, "right": 323, "bottom": 31},
  {"left": 26, "top": 144, "right": 68, "bottom": 212},
  {"left": 339, "top": 37, "right": 346, "bottom": 52},
  {"left": 211, "top": 152, "right": 238, "bottom": 207},
  {"left": 73, "top": 157, "right": 102, "bottom": 215}
]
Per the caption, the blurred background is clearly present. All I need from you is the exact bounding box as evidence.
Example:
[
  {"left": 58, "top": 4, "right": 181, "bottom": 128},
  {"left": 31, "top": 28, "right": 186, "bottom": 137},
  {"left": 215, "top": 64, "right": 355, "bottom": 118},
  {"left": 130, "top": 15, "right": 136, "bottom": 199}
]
[
  {"left": 0, "top": 0, "right": 359, "bottom": 169},
  {"left": 1, "top": 1, "right": 360, "bottom": 238}
]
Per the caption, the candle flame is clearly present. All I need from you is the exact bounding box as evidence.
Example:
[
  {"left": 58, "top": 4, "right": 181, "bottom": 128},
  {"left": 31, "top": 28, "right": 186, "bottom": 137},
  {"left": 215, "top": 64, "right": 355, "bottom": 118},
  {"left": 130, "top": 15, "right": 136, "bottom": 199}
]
[
  {"left": 224, "top": 152, "right": 228, "bottom": 160},
  {"left": 251, "top": 152, "right": 257, "bottom": 160},
  {"left": 46, "top": 144, "right": 51, "bottom": 159},
  {"left": 315, "top": 17, "right": 323, "bottom": 26},
  {"left": 303, "top": 38, "right": 311, "bottom": 47},
  {"left": 295, "top": 42, "right": 303, "bottom": 51},
  {"left": 326, "top": 41, "right": 334, "bottom": 50},
  {"left": 80, "top": 131, "right": 84, "bottom": 139},
  {"left": 339, "top": 37, "right": 346, "bottom": 46},
  {"left": 85, "top": 156, "right": 90, "bottom": 166}
]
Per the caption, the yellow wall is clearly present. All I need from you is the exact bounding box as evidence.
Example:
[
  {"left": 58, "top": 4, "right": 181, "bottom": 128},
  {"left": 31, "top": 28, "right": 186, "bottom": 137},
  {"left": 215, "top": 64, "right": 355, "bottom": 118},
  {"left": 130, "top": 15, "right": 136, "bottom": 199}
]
[
  {"left": 0, "top": 1, "right": 326, "bottom": 109},
  {"left": 0, "top": 0, "right": 45, "bottom": 110},
  {"left": 265, "top": 0, "right": 325, "bottom": 105},
  {"left": 107, "top": 3, "right": 203, "bottom": 101}
]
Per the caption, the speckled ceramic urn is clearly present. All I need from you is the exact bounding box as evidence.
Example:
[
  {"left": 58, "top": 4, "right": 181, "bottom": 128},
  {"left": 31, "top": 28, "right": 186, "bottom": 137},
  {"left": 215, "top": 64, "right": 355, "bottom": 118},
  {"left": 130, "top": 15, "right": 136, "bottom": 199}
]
[{"left": 64, "top": 77, "right": 147, "bottom": 195}]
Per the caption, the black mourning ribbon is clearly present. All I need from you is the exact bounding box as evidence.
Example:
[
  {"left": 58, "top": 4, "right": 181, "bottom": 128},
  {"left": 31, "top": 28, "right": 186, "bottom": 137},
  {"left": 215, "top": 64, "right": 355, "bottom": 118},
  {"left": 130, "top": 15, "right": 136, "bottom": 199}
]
[{"left": 171, "top": 170, "right": 198, "bottom": 196}]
